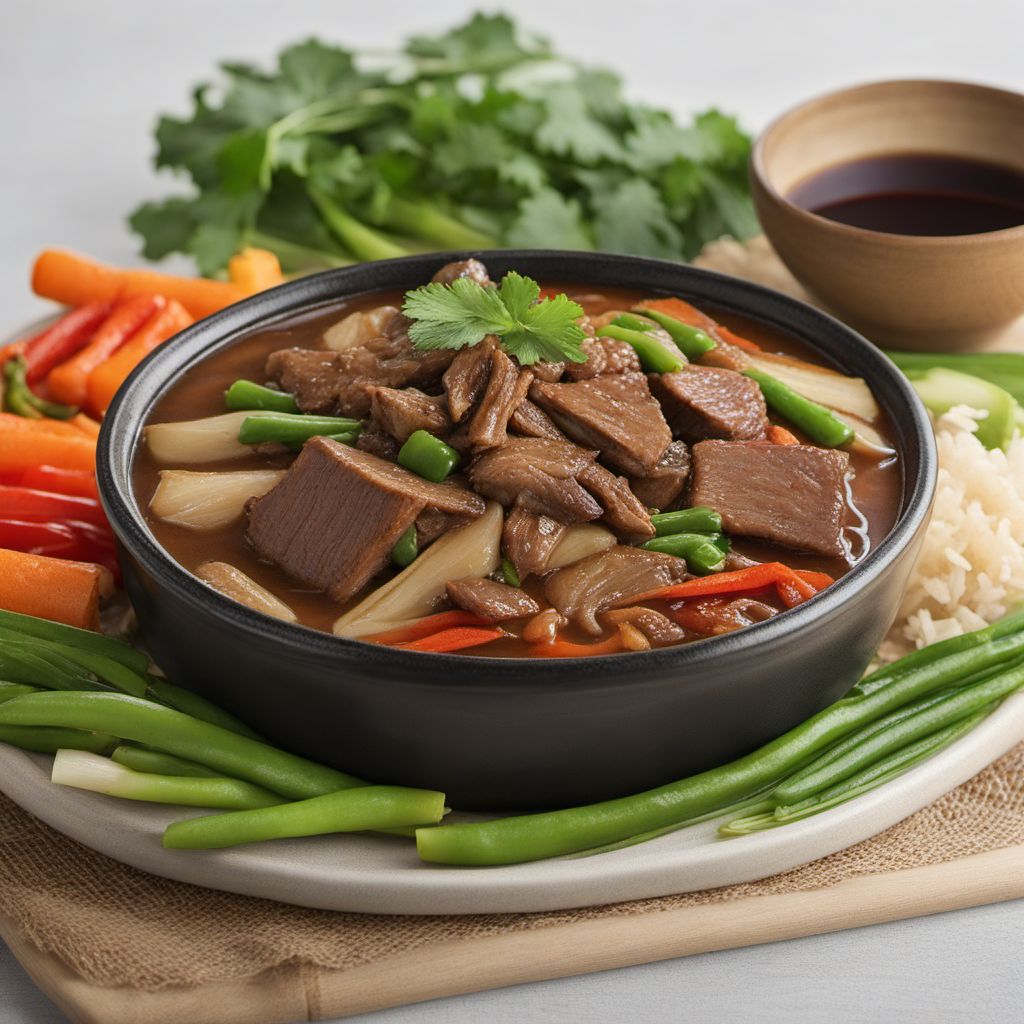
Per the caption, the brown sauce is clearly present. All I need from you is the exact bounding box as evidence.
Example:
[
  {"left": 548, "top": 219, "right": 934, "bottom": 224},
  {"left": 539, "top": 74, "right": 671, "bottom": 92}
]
[
  {"left": 132, "top": 285, "right": 904, "bottom": 655},
  {"left": 788, "top": 154, "right": 1024, "bottom": 236}
]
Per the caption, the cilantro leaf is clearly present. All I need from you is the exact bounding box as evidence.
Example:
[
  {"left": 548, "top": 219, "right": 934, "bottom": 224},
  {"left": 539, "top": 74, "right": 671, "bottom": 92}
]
[
  {"left": 536, "top": 86, "right": 622, "bottom": 164},
  {"left": 503, "top": 292, "right": 588, "bottom": 365},
  {"left": 278, "top": 39, "right": 360, "bottom": 101},
  {"left": 592, "top": 179, "right": 685, "bottom": 259},
  {"left": 506, "top": 190, "right": 593, "bottom": 250}
]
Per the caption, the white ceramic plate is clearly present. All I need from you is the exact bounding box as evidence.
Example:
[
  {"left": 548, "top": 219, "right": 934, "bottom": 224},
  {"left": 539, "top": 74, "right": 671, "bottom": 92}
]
[{"left": 3, "top": 691, "right": 1023, "bottom": 915}]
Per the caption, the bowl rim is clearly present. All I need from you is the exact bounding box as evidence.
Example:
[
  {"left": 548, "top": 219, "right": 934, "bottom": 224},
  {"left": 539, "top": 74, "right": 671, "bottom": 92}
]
[
  {"left": 751, "top": 77, "right": 1024, "bottom": 246},
  {"left": 97, "top": 249, "right": 937, "bottom": 685}
]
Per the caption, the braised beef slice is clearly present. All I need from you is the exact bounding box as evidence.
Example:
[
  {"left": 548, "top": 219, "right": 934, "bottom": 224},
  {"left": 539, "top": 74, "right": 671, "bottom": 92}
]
[
  {"left": 443, "top": 337, "right": 498, "bottom": 422},
  {"left": 674, "top": 596, "right": 777, "bottom": 637},
  {"left": 468, "top": 437, "right": 602, "bottom": 524},
  {"left": 508, "top": 399, "right": 565, "bottom": 441},
  {"left": 577, "top": 462, "right": 654, "bottom": 542},
  {"left": 699, "top": 338, "right": 751, "bottom": 373},
  {"left": 545, "top": 546, "right": 690, "bottom": 635},
  {"left": 416, "top": 508, "right": 473, "bottom": 548},
  {"left": 563, "top": 336, "right": 642, "bottom": 382},
  {"left": 502, "top": 507, "right": 567, "bottom": 580},
  {"left": 628, "top": 441, "right": 691, "bottom": 511},
  {"left": 602, "top": 607, "right": 687, "bottom": 645},
  {"left": 367, "top": 386, "right": 451, "bottom": 443},
  {"left": 690, "top": 440, "right": 850, "bottom": 556},
  {"left": 446, "top": 577, "right": 540, "bottom": 621},
  {"left": 431, "top": 258, "right": 492, "bottom": 286},
  {"left": 530, "top": 373, "right": 671, "bottom": 476},
  {"left": 264, "top": 349, "right": 344, "bottom": 415},
  {"left": 355, "top": 422, "right": 400, "bottom": 462},
  {"left": 532, "top": 360, "right": 566, "bottom": 382},
  {"left": 467, "top": 348, "right": 534, "bottom": 450},
  {"left": 651, "top": 367, "right": 767, "bottom": 443}
]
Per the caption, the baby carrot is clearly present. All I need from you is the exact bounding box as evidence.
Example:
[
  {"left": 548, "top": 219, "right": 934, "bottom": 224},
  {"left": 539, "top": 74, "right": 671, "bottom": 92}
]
[{"left": 0, "top": 549, "right": 106, "bottom": 630}]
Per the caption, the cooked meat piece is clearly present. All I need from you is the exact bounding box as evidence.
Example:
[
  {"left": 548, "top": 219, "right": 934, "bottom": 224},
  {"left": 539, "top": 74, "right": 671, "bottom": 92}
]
[
  {"left": 673, "top": 596, "right": 778, "bottom": 636},
  {"left": 446, "top": 577, "right": 540, "bottom": 621},
  {"left": 443, "top": 337, "right": 498, "bottom": 422},
  {"left": 356, "top": 422, "right": 401, "bottom": 461},
  {"left": 468, "top": 437, "right": 602, "bottom": 524},
  {"left": 431, "top": 258, "right": 492, "bottom": 287},
  {"left": 532, "top": 360, "right": 566, "bottom": 382},
  {"left": 700, "top": 338, "right": 752, "bottom": 373},
  {"left": 651, "top": 367, "right": 767, "bottom": 443},
  {"left": 530, "top": 373, "right": 671, "bottom": 476},
  {"left": 367, "top": 386, "right": 451, "bottom": 443},
  {"left": 502, "top": 507, "right": 567, "bottom": 579},
  {"left": 508, "top": 399, "right": 565, "bottom": 440},
  {"left": 246, "top": 438, "right": 427, "bottom": 603},
  {"left": 467, "top": 348, "right": 534, "bottom": 449},
  {"left": 563, "top": 336, "right": 607, "bottom": 381},
  {"left": 602, "top": 607, "right": 687, "bottom": 645},
  {"left": 690, "top": 440, "right": 850, "bottom": 556},
  {"left": 577, "top": 463, "right": 654, "bottom": 542},
  {"left": 545, "top": 546, "right": 690, "bottom": 634},
  {"left": 628, "top": 441, "right": 691, "bottom": 511},
  {"left": 563, "top": 336, "right": 642, "bottom": 382},
  {"left": 264, "top": 349, "right": 343, "bottom": 415},
  {"left": 415, "top": 508, "right": 473, "bottom": 547},
  {"left": 724, "top": 550, "right": 761, "bottom": 572}
]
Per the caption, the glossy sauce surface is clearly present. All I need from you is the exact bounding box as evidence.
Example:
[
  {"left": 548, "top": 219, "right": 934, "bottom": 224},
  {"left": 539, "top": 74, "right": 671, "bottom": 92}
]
[{"left": 133, "top": 285, "right": 904, "bottom": 653}]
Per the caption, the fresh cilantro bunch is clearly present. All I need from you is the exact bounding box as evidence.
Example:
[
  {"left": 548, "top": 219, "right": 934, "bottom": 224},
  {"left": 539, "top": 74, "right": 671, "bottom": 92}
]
[
  {"left": 403, "top": 272, "right": 587, "bottom": 365},
  {"left": 130, "top": 13, "right": 757, "bottom": 277}
]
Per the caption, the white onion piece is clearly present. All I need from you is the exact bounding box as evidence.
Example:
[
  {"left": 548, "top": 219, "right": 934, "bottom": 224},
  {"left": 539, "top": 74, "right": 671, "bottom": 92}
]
[
  {"left": 322, "top": 305, "right": 397, "bottom": 351},
  {"left": 195, "top": 561, "right": 297, "bottom": 622},
  {"left": 150, "top": 469, "right": 285, "bottom": 530},
  {"left": 747, "top": 352, "right": 880, "bottom": 421},
  {"left": 334, "top": 501, "right": 502, "bottom": 639},
  {"left": 145, "top": 411, "right": 277, "bottom": 464},
  {"left": 546, "top": 524, "right": 616, "bottom": 571}
]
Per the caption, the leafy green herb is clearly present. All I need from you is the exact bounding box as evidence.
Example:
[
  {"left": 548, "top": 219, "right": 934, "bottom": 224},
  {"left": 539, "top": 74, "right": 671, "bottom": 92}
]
[
  {"left": 129, "top": 14, "right": 756, "bottom": 275},
  {"left": 403, "top": 272, "right": 587, "bottom": 365}
]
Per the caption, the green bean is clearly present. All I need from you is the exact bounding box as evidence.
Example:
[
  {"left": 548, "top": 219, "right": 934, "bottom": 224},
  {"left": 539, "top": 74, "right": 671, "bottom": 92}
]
[
  {"left": 237, "top": 413, "right": 361, "bottom": 446},
  {"left": 642, "top": 532, "right": 728, "bottom": 573},
  {"left": 144, "top": 675, "right": 261, "bottom": 739},
  {"left": 0, "top": 644, "right": 97, "bottom": 691},
  {"left": 744, "top": 368, "right": 854, "bottom": 448},
  {"left": 0, "top": 609, "right": 150, "bottom": 672},
  {"left": 500, "top": 556, "right": 522, "bottom": 588},
  {"left": 391, "top": 524, "right": 418, "bottom": 567},
  {"left": 0, "top": 682, "right": 40, "bottom": 704},
  {"left": 397, "top": 430, "right": 461, "bottom": 482},
  {"left": 650, "top": 507, "right": 722, "bottom": 536},
  {"left": 52, "top": 749, "right": 283, "bottom": 811},
  {"left": 416, "top": 626, "right": 1024, "bottom": 864},
  {"left": 636, "top": 309, "right": 717, "bottom": 360},
  {"left": 111, "top": 745, "right": 222, "bottom": 778},
  {"left": 163, "top": 785, "right": 447, "bottom": 850},
  {"left": 610, "top": 313, "right": 658, "bottom": 333},
  {"left": 0, "top": 692, "right": 362, "bottom": 799},
  {"left": 224, "top": 380, "right": 299, "bottom": 414},
  {"left": 597, "top": 325, "right": 685, "bottom": 373},
  {"left": 0, "top": 725, "right": 117, "bottom": 755},
  {"left": 284, "top": 430, "right": 359, "bottom": 452}
]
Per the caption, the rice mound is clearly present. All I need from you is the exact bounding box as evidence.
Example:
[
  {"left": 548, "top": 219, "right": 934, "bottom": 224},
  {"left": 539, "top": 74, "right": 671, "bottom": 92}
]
[{"left": 880, "top": 406, "right": 1024, "bottom": 661}]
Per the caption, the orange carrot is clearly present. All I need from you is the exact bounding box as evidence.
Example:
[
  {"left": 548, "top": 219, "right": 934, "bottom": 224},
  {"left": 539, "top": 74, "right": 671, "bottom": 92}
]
[
  {"left": 0, "top": 548, "right": 107, "bottom": 629},
  {"left": 47, "top": 294, "right": 166, "bottom": 407},
  {"left": 32, "top": 249, "right": 247, "bottom": 320},
  {"left": 532, "top": 632, "right": 626, "bottom": 658},
  {"left": 367, "top": 610, "right": 490, "bottom": 645},
  {"left": 0, "top": 342, "right": 26, "bottom": 368},
  {"left": 633, "top": 562, "right": 831, "bottom": 607},
  {"left": 638, "top": 296, "right": 762, "bottom": 352},
  {"left": 767, "top": 424, "right": 800, "bottom": 445},
  {"left": 397, "top": 626, "right": 504, "bottom": 653},
  {"left": 68, "top": 413, "right": 102, "bottom": 438},
  {"left": 0, "top": 412, "right": 93, "bottom": 439},
  {"left": 86, "top": 300, "right": 193, "bottom": 416},
  {"left": 0, "top": 422, "right": 95, "bottom": 473},
  {"left": 228, "top": 247, "right": 285, "bottom": 293}
]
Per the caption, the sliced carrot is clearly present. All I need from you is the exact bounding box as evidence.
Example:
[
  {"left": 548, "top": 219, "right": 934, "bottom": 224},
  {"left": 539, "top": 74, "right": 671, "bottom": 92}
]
[
  {"left": 47, "top": 294, "right": 166, "bottom": 407},
  {"left": 228, "top": 248, "right": 285, "bottom": 293},
  {"left": 638, "top": 296, "right": 762, "bottom": 352},
  {"left": 68, "top": 413, "right": 101, "bottom": 438},
  {"left": 0, "top": 548, "right": 106, "bottom": 629},
  {"left": 532, "top": 632, "right": 626, "bottom": 658},
  {"left": 634, "top": 562, "right": 831, "bottom": 607},
  {"left": 85, "top": 300, "right": 193, "bottom": 416},
  {"left": 767, "top": 424, "right": 800, "bottom": 445},
  {"left": 0, "top": 412, "right": 96, "bottom": 440},
  {"left": 366, "top": 609, "right": 491, "bottom": 645},
  {"left": 398, "top": 626, "right": 504, "bottom": 653},
  {"left": 32, "top": 249, "right": 247, "bottom": 320},
  {"left": 0, "top": 426, "right": 95, "bottom": 473}
]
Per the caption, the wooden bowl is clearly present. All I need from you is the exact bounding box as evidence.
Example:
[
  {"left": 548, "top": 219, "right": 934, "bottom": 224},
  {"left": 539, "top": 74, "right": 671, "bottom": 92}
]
[{"left": 751, "top": 80, "right": 1024, "bottom": 350}]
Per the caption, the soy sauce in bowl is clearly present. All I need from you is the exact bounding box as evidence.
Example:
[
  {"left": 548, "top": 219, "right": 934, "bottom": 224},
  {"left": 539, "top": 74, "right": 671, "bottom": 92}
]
[{"left": 788, "top": 153, "right": 1024, "bottom": 236}]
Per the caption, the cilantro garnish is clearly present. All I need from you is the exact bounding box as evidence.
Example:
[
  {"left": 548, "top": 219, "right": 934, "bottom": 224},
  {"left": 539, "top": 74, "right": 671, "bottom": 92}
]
[{"left": 403, "top": 272, "right": 588, "bottom": 365}]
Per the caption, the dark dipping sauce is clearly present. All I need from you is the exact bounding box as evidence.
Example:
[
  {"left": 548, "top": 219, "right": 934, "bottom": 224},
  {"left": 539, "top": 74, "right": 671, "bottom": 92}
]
[
  {"left": 788, "top": 153, "right": 1024, "bottom": 236},
  {"left": 133, "top": 285, "right": 903, "bottom": 655}
]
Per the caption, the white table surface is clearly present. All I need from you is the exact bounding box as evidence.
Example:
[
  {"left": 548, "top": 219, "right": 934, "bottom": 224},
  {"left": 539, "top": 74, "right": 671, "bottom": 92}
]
[{"left": 2, "top": 1, "right": 1024, "bottom": 1021}]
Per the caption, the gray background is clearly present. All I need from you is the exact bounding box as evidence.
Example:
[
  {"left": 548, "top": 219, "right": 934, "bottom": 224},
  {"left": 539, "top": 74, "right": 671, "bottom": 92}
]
[{"left": 2, "top": 0, "right": 1023, "bottom": 1020}]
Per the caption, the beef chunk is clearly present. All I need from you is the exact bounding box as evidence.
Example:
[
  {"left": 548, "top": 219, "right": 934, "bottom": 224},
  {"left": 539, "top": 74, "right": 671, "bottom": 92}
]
[
  {"left": 628, "top": 441, "right": 691, "bottom": 511},
  {"left": 530, "top": 373, "right": 671, "bottom": 476},
  {"left": 442, "top": 337, "right": 498, "bottom": 422},
  {"left": 431, "top": 258, "right": 491, "bottom": 286},
  {"left": 508, "top": 399, "right": 565, "bottom": 440},
  {"left": 690, "top": 440, "right": 850, "bottom": 556},
  {"left": 502, "top": 507, "right": 567, "bottom": 579},
  {"left": 699, "top": 339, "right": 752, "bottom": 372},
  {"left": 651, "top": 367, "right": 767, "bottom": 443},
  {"left": 577, "top": 463, "right": 654, "bottom": 542},
  {"left": 532, "top": 360, "right": 565, "bottom": 382},
  {"left": 367, "top": 386, "right": 451, "bottom": 443},
  {"left": 356, "top": 422, "right": 401, "bottom": 461},
  {"left": 466, "top": 348, "right": 533, "bottom": 450},
  {"left": 264, "top": 349, "right": 343, "bottom": 415},
  {"left": 468, "top": 437, "right": 602, "bottom": 524},
  {"left": 602, "top": 606, "right": 687, "bottom": 645},
  {"left": 563, "top": 336, "right": 607, "bottom": 381},
  {"left": 446, "top": 577, "right": 540, "bottom": 621},
  {"left": 545, "top": 546, "right": 690, "bottom": 635},
  {"left": 673, "top": 596, "right": 778, "bottom": 637},
  {"left": 563, "top": 336, "right": 643, "bottom": 381},
  {"left": 416, "top": 508, "right": 473, "bottom": 547}
]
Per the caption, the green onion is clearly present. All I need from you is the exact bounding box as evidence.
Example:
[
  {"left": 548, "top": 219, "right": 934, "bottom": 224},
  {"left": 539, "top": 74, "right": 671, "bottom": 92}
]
[
  {"left": 397, "top": 430, "right": 461, "bottom": 482},
  {"left": 224, "top": 380, "right": 300, "bottom": 414},
  {"left": 637, "top": 309, "right": 717, "bottom": 360},
  {"left": 391, "top": 525, "right": 419, "bottom": 567},
  {"left": 744, "top": 368, "right": 854, "bottom": 448},
  {"left": 501, "top": 556, "right": 522, "bottom": 588},
  {"left": 597, "top": 325, "right": 685, "bottom": 373},
  {"left": 0, "top": 609, "right": 149, "bottom": 672},
  {"left": 111, "top": 746, "right": 222, "bottom": 778},
  {"left": 237, "top": 413, "right": 361, "bottom": 447},
  {"left": 0, "top": 726, "right": 117, "bottom": 755},
  {"left": 642, "top": 532, "right": 728, "bottom": 573},
  {"left": 650, "top": 507, "right": 722, "bottom": 536}
]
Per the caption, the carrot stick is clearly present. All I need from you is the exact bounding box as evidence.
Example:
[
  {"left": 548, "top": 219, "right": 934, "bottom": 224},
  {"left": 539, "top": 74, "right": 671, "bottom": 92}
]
[
  {"left": 47, "top": 294, "right": 166, "bottom": 407},
  {"left": 366, "top": 610, "right": 491, "bottom": 645},
  {"left": 228, "top": 248, "right": 285, "bottom": 293},
  {"left": 638, "top": 297, "right": 761, "bottom": 352},
  {"left": 21, "top": 300, "right": 114, "bottom": 384},
  {"left": 767, "top": 425, "right": 800, "bottom": 445},
  {"left": 532, "top": 632, "right": 625, "bottom": 658},
  {"left": 397, "top": 626, "right": 504, "bottom": 653},
  {"left": 68, "top": 413, "right": 102, "bottom": 438},
  {"left": 632, "top": 562, "right": 830, "bottom": 606},
  {"left": 0, "top": 425, "right": 95, "bottom": 473},
  {"left": 85, "top": 300, "right": 194, "bottom": 416},
  {"left": 32, "top": 250, "right": 247, "bottom": 320},
  {"left": 0, "top": 548, "right": 106, "bottom": 629},
  {"left": 0, "top": 412, "right": 94, "bottom": 439}
]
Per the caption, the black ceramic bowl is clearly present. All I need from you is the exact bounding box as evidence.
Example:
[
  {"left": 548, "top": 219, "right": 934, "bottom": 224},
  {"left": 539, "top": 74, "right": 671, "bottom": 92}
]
[{"left": 98, "top": 251, "right": 936, "bottom": 810}]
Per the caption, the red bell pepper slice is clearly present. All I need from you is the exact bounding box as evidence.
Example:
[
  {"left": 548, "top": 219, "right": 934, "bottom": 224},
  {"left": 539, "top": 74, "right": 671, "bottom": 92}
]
[
  {"left": 0, "top": 484, "right": 108, "bottom": 529},
  {"left": 21, "top": 301, "right": 114, "bottom": 384}
]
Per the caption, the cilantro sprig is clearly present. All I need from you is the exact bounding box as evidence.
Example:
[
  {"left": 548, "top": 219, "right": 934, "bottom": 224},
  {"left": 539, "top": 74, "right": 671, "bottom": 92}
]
[{"left": 403, "top": 272, "right": 588, "bottom": 365}]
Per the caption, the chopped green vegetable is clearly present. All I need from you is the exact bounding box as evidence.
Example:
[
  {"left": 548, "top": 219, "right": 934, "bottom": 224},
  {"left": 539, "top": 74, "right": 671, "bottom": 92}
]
[
  {"left": 650, "top": 506, "right": 722, "bottom": 536},
  {"left": 391, "top": 525, "right": 419, "bottom": 567},
  {"left": 397, "top": 430, "right": 461, "bottom": 482},
  {"left": 744, "top": 368, "right": 855, "bottom": 448},
  {"left": 597, "top": 325, "right": 684, "bottom": 373},
  {"left": 403, "top": 272, "right": 587, "bottom": 366},
  {"left": 907, "top": 367, "right": 1020, "bottom": 451},
  {"left": 500, "top": 556, "right": 521, "bottom": 588},
  {"left": 224, "top": 380, "right": 299, "bottom": 414},
  {"left": 886, "top": 350, "right": 1024, "bottom": 406},
  {"left": 638, "top": 308, "right": 717, "bottom": 360},
  {"left": 642, "top": 532, "right": 728, "bottom": 573},
  {"left": 237, "top": 412, "right": 361, "bottom": 447}
]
